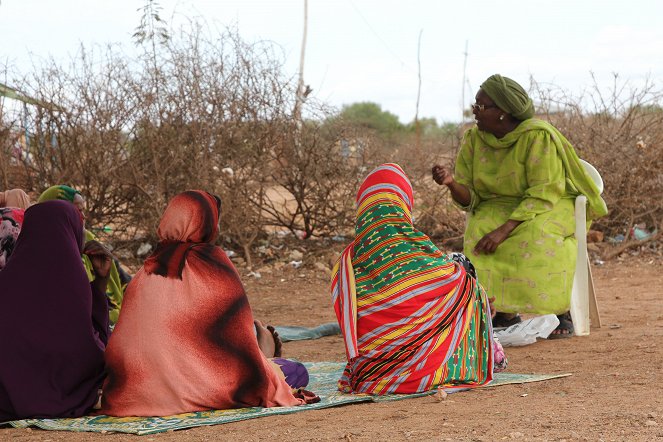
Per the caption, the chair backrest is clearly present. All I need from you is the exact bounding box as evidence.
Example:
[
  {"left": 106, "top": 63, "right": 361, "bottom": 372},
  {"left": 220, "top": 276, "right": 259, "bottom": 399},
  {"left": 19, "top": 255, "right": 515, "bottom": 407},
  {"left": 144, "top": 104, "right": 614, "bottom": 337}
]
[{"left": 578, "top": 159, "right": 604, "bottom": 195}]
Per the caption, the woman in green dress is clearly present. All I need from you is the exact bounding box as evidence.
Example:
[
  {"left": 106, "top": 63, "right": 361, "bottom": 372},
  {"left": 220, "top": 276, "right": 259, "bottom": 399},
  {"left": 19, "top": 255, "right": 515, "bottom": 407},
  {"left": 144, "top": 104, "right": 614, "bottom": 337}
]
[{"left": 432, "top": 74, "right": 607, "bottom": 338}]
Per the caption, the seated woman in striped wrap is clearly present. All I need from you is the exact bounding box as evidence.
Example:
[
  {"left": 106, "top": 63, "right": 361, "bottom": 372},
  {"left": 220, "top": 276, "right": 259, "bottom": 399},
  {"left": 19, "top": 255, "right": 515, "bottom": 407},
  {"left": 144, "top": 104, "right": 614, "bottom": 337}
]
[{"left": 331, "top": 163, "right": 506, "bottom": 395}]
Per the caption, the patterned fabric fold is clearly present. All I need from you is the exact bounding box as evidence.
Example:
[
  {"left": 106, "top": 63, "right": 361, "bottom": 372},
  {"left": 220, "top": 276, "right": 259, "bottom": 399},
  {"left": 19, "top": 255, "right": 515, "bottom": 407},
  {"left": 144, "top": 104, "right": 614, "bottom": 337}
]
[
  {"left": 331, "top": 163, "right": 494, "bottom": 394},
  {"left": 37, "top": 185, "right": 80, "bottom": 204}
]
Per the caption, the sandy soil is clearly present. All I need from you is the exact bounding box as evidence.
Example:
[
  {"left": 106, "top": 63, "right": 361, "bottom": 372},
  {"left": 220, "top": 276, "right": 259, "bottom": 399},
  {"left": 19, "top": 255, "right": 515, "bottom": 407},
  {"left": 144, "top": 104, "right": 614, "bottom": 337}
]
[{"left": 3, "top": 257, "right": 663, "bottom": 441}]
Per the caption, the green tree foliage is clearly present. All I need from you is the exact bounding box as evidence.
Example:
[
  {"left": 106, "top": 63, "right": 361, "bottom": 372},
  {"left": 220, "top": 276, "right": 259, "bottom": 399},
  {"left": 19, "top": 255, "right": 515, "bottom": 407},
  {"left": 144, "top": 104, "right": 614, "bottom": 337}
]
[
  {"left": 338, "top": 102, "right": 403, "bottom": 137},
  {"left": 628, "top": 103, "right": 663, "bottom": 115},
  {"left": 133, "top": 0, "right": 170, "bottom": 46},
  {"left": 405, "top": 117, "right": 458, "bottom": 139}
]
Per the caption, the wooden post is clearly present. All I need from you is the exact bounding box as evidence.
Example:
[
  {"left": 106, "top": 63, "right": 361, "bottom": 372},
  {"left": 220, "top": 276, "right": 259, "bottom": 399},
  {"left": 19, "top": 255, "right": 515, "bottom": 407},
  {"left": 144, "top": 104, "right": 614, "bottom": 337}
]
[{"left": 293, "top": 0, "right": 308, "bottom": 124}]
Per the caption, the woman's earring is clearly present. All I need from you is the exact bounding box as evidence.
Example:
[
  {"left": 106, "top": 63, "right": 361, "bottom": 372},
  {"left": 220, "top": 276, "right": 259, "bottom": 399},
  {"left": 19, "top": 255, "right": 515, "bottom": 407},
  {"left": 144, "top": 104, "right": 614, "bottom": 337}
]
[{"left": 499, "top": 114, "right": 505, "bottom": 121}]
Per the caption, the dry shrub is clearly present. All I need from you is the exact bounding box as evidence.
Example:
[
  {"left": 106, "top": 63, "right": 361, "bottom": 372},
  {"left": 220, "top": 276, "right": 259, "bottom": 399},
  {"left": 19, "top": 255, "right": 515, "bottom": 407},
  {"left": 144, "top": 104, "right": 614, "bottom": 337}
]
[
  {"left": 532, "top": 74, "right": 663, "bottom": 240},
  {"left": 262, "top": 114, "right": 375, "bottom": 240},
  {"left": 0, "top": 102, "right": 27, "bottom": 191},
  {"left": 394, "top": 128, "right": 466, "bottom": 241},
  {"left": 0, "top": 25, "right": 373, "bottom": 264},
  {"left": 3, "top": 36, "right": 661, "bottom": 262}
]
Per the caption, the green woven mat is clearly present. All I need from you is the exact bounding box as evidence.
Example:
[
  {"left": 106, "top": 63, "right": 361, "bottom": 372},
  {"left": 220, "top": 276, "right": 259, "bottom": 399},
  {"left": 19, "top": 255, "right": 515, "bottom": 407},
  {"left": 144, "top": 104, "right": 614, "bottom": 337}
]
[{"left": 8, "top": 362, "right": 570, "bottom": 435}]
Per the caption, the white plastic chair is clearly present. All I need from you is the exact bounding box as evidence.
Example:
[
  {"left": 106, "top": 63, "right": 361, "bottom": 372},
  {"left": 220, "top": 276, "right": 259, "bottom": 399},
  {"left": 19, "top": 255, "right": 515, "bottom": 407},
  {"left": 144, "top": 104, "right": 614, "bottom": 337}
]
[{"left": 569, "top": 159, "right": 603, "bottom": 336}]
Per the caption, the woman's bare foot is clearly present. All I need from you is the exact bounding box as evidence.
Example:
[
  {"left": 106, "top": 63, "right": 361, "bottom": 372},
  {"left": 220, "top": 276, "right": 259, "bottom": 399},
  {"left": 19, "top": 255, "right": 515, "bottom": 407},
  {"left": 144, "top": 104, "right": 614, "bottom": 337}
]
[
  {"left": 266, "top": 325, "right": 283, "bottom": 357},
  {"left": 254, "top": 320, "right": 283, "bottom": 358}
]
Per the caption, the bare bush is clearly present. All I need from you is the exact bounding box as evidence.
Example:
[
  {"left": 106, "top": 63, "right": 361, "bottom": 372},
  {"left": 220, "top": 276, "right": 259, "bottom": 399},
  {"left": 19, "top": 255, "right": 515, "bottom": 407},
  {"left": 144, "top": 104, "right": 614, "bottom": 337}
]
[
  {"left": 262, "top": 113, "right": 375, "bottom": 240},
  {"left": 3, "top": 31, "right": 661, "bottom": 263},
  {"left": 0, "top": 25, "right": 375, "bottom": 264},
  {"left": 532, "top": 74, "right": 663, "bottom": 243},
  {"left": 0, "top": 98, "right": 25, "bottom": 190},
  {"left": 392, "top": 129, "right": 465, "bottom": 241}
]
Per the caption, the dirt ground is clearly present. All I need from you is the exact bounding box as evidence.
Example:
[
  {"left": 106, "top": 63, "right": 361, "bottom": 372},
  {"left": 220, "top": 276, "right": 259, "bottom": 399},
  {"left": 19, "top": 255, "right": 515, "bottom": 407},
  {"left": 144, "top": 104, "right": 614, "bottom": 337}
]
[{"left": 3, "top": 257, "right": 663, "bottom": 441}]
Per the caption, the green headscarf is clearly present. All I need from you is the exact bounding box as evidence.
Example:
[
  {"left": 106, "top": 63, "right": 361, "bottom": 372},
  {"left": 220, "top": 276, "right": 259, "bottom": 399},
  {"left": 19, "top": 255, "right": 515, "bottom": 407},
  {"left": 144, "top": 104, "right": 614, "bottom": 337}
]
[
  {"left": 37, "top": 185, "right": 81, "bottom": 203},
  {"left": 480, "top": 74, "right": 534, "bottom": 121}
]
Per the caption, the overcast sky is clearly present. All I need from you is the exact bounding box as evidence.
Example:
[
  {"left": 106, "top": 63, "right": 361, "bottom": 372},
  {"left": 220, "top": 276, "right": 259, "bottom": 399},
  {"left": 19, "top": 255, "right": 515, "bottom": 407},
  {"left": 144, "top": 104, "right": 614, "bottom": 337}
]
[{"left": 1, "top": 0, "right": 662, "bottom": 123}]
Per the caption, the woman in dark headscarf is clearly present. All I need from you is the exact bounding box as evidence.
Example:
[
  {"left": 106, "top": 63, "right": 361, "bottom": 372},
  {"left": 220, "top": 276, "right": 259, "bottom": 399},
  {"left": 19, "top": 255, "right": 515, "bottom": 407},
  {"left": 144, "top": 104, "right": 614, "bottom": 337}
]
[
  {"left": 0, "top": 200, "right": 112, "bottom": 421},
  {"left": 101, "top": 191, "right": 313, "bottom": 417},
  {"left": 432, "top": 74, "right": 607, "bottom": 338}
]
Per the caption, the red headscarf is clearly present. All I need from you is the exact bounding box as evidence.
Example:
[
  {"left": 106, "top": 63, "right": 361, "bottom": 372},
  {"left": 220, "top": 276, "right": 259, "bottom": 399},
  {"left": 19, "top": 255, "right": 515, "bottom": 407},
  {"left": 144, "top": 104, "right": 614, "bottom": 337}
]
[{"left": 144, "top": 190, "right": 221, "bottom": 279}]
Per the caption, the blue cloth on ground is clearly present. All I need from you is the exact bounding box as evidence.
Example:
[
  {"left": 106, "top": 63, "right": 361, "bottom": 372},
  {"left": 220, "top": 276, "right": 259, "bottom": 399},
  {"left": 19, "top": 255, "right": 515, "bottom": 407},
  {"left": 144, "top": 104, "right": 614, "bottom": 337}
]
[{"left": 274, "top": 322, "right": 341, "bottom": 342}]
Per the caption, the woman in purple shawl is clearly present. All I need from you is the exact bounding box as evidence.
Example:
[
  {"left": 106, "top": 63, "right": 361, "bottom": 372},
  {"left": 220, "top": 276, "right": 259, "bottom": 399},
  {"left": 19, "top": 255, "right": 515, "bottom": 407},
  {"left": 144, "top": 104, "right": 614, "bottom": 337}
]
[{"left": 0, "top": 200, "right": 112, "bottom": 421}]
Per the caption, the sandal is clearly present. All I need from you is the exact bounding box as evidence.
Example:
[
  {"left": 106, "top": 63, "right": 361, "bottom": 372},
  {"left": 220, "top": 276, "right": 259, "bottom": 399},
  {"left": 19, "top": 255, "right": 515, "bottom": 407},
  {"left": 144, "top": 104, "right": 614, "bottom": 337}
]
[
  {"left": 267, "top": 325, "right": 283, "bottom": 357},
  {"left": 548, "top": 312, "right": 574, "bottom": 339},
  {"left": 492, "top": 312, "right": 522, "bottom": 328}
]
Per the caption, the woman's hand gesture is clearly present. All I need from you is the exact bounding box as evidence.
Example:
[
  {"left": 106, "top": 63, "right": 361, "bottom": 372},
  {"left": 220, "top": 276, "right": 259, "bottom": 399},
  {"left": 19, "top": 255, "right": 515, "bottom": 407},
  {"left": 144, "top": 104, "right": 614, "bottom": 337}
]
[
  {"left": 432, "top": 165, "right": 454, "bottom": 186},
  {"left": 83, "top": 240, "right": 113, "bottom": 280},
  {"left": 473, "top": 220, "right": 522, "bottom": 254}
]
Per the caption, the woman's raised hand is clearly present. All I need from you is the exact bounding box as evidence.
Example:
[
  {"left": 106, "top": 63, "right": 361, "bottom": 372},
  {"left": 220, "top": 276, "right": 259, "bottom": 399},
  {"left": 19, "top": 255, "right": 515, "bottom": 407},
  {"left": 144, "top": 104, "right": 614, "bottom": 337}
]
[
  {"left": 432, "top": 165, "right": 454, "bottom": 186},
  {"left": 83, "top": 240, "right": 113, "bottom": 280}
]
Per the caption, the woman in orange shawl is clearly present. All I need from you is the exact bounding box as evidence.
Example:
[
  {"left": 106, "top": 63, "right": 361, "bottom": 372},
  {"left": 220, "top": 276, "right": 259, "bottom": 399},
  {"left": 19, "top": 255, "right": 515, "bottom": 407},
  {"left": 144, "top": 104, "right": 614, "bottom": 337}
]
[{"left": 101, "top": 190, "right": 309, "bottom": 417}]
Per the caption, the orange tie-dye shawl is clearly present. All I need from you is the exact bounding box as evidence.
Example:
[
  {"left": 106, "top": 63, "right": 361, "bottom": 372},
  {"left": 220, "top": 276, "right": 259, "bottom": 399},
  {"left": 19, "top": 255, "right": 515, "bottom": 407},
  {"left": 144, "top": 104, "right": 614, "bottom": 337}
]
[{"left": 101, "top": 191, "right": 303, "bottom": 416}]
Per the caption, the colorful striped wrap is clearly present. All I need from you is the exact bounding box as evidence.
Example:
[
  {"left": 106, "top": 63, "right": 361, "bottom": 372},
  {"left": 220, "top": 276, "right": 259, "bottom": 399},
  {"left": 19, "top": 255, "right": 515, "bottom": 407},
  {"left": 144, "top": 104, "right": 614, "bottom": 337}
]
[{"left": 331, "top": 163, "right": 494, "bottom": 394}]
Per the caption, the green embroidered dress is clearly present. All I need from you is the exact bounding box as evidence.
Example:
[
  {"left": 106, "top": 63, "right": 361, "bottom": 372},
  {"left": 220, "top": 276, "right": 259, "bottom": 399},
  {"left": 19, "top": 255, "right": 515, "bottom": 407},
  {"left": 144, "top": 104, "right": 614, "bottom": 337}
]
[{"left": 455, "top": 119, "right": 607, "bottom": 314}]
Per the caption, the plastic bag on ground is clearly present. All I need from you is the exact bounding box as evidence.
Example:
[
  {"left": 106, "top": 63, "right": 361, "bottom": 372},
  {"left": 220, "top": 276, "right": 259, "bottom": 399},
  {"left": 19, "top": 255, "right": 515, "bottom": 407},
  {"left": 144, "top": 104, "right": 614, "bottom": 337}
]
[{"left": 494, "top": 314, "right": 560, "bottom": 347}]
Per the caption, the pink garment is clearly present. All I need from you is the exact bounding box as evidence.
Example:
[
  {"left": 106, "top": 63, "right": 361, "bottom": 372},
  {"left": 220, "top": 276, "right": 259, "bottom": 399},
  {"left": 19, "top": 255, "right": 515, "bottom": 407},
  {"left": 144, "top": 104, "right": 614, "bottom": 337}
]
[
  {"left": 0, "top": 208, "right": 24, "bottom": 270},
  {"left": 492, "top": 336, "right": 508, "bottom": 373}
]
